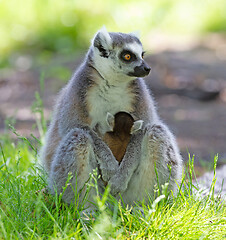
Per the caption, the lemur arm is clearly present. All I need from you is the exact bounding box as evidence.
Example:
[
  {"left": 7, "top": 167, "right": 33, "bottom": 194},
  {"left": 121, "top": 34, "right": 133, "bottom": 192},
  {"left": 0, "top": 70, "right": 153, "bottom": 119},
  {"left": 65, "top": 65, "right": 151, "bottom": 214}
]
[{"left": 80, "top": 125, "right": 119, "bottom": 181}]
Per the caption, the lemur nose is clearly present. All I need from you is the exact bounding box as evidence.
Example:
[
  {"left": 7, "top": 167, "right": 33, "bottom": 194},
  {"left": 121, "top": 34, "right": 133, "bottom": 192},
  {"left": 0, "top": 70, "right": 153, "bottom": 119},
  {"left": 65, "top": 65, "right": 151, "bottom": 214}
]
[
  {"left": 144, "top": 66, "right": 151, "bottom": 73},
  {"left": 143, "top": 62, "right": 151, "bottom": 73}
]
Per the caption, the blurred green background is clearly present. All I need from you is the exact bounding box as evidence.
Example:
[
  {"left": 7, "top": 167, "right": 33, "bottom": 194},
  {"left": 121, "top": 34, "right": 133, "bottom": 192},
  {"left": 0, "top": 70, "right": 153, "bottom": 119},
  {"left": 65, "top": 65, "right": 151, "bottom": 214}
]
[
  {"left": 1, "top": 0, "right": 226, "bottom": 167},
  {"left": 0, "top": 0, "right": 226, "bottom": 65}
]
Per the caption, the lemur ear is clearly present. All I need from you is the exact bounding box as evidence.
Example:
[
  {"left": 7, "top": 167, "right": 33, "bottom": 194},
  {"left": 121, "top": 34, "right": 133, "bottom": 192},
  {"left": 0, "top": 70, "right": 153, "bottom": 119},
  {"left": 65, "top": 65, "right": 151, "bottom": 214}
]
[
  {"left": 106, "top": 112, "right": 114, "bottom": 131},
  {"left": 92, "top": 26, "right": 112, "bottom": 58},
  {"left": 131, "top": 120, "right": 143, "bottom": 134},
  {"left": 130, "top": 31, "right": 140, "bottom": 39}
]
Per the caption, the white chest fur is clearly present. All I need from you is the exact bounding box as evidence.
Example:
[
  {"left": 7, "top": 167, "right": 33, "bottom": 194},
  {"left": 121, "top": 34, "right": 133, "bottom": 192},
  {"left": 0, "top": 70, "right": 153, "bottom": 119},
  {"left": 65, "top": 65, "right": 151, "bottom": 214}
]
[{"left": 87, "top": 80, "right": 135, "bottom": 134}]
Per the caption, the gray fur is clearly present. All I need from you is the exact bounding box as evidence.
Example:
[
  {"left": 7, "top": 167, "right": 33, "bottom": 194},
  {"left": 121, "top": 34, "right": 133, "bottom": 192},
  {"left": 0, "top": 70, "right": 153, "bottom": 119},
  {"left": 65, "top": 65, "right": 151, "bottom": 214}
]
[
  {"left": 109, "top": 32, "right": 142, "bottom": 47},
  {"left": 41, "top": 28, "right": 183, "bottom": 207}
]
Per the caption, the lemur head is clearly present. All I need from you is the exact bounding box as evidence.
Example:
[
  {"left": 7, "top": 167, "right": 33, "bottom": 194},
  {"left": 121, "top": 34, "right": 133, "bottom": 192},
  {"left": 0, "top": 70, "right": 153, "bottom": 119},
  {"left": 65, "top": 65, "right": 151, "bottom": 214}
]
[
  {"left": 106, "top": 112, "right": 143, "bottom": 135},
  {"left": 90, "top": 27, "right": 151, "bottom": 83}
]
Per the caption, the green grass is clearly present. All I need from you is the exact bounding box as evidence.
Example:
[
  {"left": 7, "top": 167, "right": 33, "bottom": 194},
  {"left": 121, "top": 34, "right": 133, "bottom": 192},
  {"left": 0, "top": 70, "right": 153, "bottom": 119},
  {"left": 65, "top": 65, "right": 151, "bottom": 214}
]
[
  {"left": 0, "top": 132, "right": 225, "bottom": 239},
  {"left": 0, "top": 83, "right": 225, "bottom": 238}
]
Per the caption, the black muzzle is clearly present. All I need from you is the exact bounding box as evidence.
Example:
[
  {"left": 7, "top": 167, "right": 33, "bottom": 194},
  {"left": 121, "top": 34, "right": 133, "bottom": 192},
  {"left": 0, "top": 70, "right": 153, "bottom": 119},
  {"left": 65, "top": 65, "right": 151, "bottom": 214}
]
[{"left": 128, "top": 61, "right": 151, "bottom": 77}]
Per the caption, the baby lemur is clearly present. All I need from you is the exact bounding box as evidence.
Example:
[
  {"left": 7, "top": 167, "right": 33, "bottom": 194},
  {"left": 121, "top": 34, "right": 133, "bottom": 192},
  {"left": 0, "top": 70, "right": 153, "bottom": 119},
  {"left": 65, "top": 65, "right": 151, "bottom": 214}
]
[
  {"left": 103, "top": 112, "right": 143, "bottom": 163},
  {"left": 41, "top": 27, "right": 182, "bottom": 206}
]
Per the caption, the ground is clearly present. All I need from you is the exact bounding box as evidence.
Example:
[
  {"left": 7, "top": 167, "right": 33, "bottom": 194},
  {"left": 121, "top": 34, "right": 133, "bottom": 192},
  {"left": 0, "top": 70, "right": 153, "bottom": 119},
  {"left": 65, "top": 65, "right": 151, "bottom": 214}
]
[{"left": 1, "top": 34, "right": 226, "bottom": 176}]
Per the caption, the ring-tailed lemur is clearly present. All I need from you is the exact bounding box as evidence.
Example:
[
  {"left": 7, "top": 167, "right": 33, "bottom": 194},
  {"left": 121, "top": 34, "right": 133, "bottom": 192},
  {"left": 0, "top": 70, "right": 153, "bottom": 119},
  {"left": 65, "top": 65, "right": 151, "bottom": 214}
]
[
  {"left": 41, "top": 27, "right": 183, "bottom": 206},
  {"left": 103, "top": 112, "right": 143, "bottom": 163}
]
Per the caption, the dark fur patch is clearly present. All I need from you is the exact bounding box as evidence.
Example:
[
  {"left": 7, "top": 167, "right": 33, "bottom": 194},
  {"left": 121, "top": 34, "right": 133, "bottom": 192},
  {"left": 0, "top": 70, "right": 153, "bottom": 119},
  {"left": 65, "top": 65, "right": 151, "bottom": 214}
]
[
  {"left": 97, "top": 44, "right": 109, "bottom": 58},
  {"left": 93, "top": 32, "right": 109, "bottom": 58},
  {"left": 167, "top": 145, "right": 177, "bottom": 166}
]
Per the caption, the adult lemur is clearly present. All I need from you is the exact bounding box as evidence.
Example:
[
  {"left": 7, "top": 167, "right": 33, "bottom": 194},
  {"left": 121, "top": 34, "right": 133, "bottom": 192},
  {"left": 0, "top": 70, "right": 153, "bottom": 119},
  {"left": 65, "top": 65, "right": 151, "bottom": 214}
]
[{"left": 41, "top": 27, "right": 182, "bottom": 206}]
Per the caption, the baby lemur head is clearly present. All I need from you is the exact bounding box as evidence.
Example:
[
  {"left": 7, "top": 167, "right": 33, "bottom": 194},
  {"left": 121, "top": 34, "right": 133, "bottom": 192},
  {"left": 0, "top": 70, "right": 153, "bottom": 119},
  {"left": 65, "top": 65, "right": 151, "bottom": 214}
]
[
  {"left": 90, "top": 27, "right": 151, "bottom": 83},
  {"left": 106, "top": 112, "right": 143, "bottom": 135}
]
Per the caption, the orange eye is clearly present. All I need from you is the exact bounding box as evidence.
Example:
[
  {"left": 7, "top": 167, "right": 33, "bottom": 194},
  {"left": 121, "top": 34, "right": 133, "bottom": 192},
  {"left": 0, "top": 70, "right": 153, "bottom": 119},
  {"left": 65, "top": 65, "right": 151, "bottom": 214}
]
[{"left": 124, "top": 54, "right": 131, "bottom": 61}]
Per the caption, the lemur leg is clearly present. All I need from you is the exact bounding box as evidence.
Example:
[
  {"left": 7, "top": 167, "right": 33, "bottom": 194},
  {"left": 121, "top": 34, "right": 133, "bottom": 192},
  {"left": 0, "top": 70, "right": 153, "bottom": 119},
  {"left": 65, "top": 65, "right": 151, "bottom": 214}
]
[
  {"left": 144, "top": 123, "right": 182, "bottom": 193},
  {"left": 117, "top": 123, "right": 182, "bottom": 203},
  {"left": 48, "top": 128, "right": 118, "bottom": 205}
]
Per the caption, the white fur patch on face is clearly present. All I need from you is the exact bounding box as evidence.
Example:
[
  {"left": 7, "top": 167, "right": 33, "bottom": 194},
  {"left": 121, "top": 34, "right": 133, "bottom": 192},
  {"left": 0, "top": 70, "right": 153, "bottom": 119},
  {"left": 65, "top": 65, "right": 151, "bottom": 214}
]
[{"left": 124, "top": 42, "right": 143, "bottom": 58}]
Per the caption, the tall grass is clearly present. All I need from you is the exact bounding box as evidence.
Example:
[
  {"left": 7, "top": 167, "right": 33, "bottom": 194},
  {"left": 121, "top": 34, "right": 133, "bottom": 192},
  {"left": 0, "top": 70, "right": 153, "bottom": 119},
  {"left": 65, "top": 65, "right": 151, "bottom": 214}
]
[
  {"left": 0, "top": 76, "right": 225, "bottom": 239},
  {"left": 0, "top": 131, "right": 225, "bottom": 239}
]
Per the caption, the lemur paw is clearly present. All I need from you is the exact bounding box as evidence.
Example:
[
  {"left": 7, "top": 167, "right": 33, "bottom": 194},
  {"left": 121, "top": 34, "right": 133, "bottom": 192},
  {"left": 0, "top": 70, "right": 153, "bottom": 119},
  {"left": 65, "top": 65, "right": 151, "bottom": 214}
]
[
  {"left": 108, "top": 176, "right": 127, "bottom": 196},
  {"left": 101, "top": 169, "right": 115, "bottom": 182},
  {"left": 100, "top": 165, "right": 119, "bottom": 182},
  {"left": 99, "top": 155, "right": 119, "bottom": 182}
]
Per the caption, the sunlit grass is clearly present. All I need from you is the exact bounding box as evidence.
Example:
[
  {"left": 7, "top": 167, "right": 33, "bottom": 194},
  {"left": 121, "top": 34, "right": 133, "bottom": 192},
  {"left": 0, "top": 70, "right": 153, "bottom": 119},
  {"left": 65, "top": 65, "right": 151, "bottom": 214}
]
[
  {"left": 0, "top": 132, "right": 225, "bottom": 239},
  {"left": 0, "top": 76, "right": 225, "bottom": 238}
]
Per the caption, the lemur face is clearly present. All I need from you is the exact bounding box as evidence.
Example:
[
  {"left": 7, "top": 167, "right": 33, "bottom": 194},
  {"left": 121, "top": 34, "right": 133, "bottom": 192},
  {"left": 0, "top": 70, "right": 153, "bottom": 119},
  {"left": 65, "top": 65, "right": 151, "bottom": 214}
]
[
  {"left": 91, "top": 27, "right": 151, "bottom": 82},
  {"left": 117, "top": 41, "right": 151, "bottom": 78}
]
